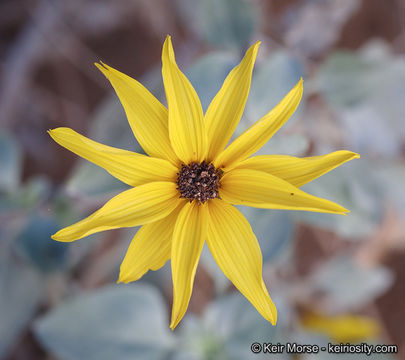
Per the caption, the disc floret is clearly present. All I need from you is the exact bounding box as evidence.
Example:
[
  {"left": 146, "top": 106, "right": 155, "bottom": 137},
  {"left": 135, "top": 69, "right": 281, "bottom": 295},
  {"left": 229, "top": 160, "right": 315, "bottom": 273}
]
[{"left": 176, "top": 161, "right": 222, "bottom": 203}]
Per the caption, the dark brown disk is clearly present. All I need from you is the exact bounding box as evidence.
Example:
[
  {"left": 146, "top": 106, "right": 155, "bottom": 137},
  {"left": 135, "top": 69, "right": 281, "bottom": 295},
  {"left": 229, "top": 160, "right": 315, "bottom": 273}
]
[{"left": 176, "top": 161, "right": 222, "bottom": 204}]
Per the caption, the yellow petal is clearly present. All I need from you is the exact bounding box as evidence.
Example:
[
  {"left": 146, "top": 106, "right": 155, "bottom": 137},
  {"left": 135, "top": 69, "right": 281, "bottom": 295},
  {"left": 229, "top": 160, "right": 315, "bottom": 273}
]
[
  {"left": 95, "top": 62, "right": 178, "bottom": 165},
  {"left": 301, "top": 312, "right": 379, "bottom": 343},
  {"left": 52, "top": 182, "right": 180, "bottom": 242},
  {"left": 170, "top": 201, "right": 208, "bottom": 329},
  {"left": 205, "top": 42, "right": 260, "bottom": 161},
  {"left": 220, "top": 169, "right": 348, "bottom": 214},
  {"left": 118, "top": 201, "right": 185, "bottom": 283},
  {"left": 162, "top": 35, "right": 208, "bottom": 164},
  {"left": 207, "top": 199, "right": 277, "bottom": 324},
  {"left": 48, "top": 127, "right": 178, "bottom": 187},
  {"left": 214, "top": 79, "right": 303, "bottom": 169},
  {"left": 234, "top": 151, "right": 360, "bottom": 187}
]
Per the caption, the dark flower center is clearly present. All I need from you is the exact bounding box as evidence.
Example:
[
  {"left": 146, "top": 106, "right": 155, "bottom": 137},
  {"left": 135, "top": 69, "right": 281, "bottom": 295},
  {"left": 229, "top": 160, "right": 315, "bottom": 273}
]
[{"left": 176, "top": 161, "right": 223, "bottom": 204}]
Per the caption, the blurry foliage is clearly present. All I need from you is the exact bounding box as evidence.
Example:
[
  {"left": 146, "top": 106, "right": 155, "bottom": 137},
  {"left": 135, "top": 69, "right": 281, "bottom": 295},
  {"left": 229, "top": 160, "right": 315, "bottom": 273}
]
[
  {"left": 315, "top": 41, "right": 405, "bottom": 158},
  {"left": 187, "top": 52, "right": 238, "bottom": 112},
  {"left": 0, "top": 131, "right": 22, "bottom": 192},
  {"left": 240, "top": 208, "right": 294, "bottom": 264},
  {"left": 34, "top": 285, "right": 174, "bottom": 360},
  {"left": 297, "top": 161, "right": 384, "bottom": 238},
  {"left": 0, "top": 249, "right": 45, "bottom": 359},
  {"left": 177, "top": 0, "right": 257, "bottom": 50},
  {"left": 283, "top": 0, "right": 361, "bottom": 58},
  {"left": 245, "top": 51, "right": 305, "bottom": 123},
  {"left": 16, "top": 214, "right": 67, "bottom": 272},
  {"left": 173, "top": 293, "right": 277, "bottom": 360},
  {"left": 310, "top": 256, "right": 393, "bottom": 312},
  {"left": 0, "top": 131, "right": 61, "bottom": 357},
  {"left": 1, "top": 0, "right": 405, "bottom": 359}
]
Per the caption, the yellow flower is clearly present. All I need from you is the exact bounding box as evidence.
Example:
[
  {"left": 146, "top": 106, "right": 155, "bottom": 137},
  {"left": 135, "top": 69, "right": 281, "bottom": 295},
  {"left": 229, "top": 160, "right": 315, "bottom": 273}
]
[
  {"left": 49, "top": 36, "right": 359, "bottom": 329},
  {"left": 300, "top": 312, "right": 380, "bottom": 343}
]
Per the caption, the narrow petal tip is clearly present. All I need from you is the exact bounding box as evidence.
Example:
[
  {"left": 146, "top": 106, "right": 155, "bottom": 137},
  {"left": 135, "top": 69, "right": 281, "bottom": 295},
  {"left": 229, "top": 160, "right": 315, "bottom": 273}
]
[
  {"left": 94, "top": 62, "right": 109, "bottom": 75},
  {"left": 338, "top": 207, "right": 350, "bottom": 215},
  {"left": 47, "top": 128, "right": 61, "bottom": 135},
  {"left": 48, "top": 128, "right": 65, "bottom": 140},
  {"left": 116, "top": 272, "right": 124, "bottom": 284},
  {"left": 297, "top": 77, "right": 304, "bottom": 91},
  {"left": 343, "top": 151, "right": 360, "bottom": 160},
  {"left": 268, "top": 313, "right": 277, "bottom": 326},
  {"left": 249, "top": 41, "right": 261, "bottom": 58},
  {"left": 98, "top": 61, "right": 111, "bottom": 69},
  {"left": 47, "top": 127, "right": 72, "bottom": 142},
  {"left": 117, "top": 276, "right": 133, "bottom": 284},
  {"left": 50, "top": 233, "right": 60, "bottom": 241},
  {"left": 50, "top": 228, "right": 75, "bottom": 242},
  {"left": 162, "top": 35, "right": 175, "bottom": 62},
  {"left": 51, "top": 229, "right": 70, "bottom": 242},
  {"left": 251, "top": 40, "right": 261, "bottom": 51},
  {"left": 295, "top": 77, "right": 304, "bottom": 98},
  {"left": 243, "top": 41, "right": 260, "bottom": 62},
  {"left": 116, "top": 276, "right": 125, "bottom": 285},
  {"left": 169, "top": 317, "right": 179, "bottom": 331},
  {"left": 262, "top": 302, "right": 277, "bottom": 325},
  {"left": 117, "top": 269, "right": 131, "bottom": 284}
]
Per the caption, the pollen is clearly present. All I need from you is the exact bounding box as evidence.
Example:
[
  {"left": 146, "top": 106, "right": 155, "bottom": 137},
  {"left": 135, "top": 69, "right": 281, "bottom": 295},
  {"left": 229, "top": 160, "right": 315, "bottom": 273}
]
[{"left": 176, "top": 161, "right": 223, "bottom": 204}]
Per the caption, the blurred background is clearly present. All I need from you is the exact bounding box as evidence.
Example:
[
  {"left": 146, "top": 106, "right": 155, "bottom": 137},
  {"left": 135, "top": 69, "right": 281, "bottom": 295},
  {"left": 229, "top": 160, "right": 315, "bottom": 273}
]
[{"left": 1, "top": 0, "right": 405, "bottom": 359}]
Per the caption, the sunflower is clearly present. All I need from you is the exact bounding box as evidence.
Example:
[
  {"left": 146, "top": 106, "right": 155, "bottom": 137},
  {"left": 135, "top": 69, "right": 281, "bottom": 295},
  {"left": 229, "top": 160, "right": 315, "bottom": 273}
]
[{"left": 49, "top": 36, "right": 358, "bottom": 329}]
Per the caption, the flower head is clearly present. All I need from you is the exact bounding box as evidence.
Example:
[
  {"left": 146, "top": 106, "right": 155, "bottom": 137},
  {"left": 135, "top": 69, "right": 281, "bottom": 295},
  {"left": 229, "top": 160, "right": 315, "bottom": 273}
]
[{"left": 49, "top": 36, "right": 359, "bottom": 329}]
